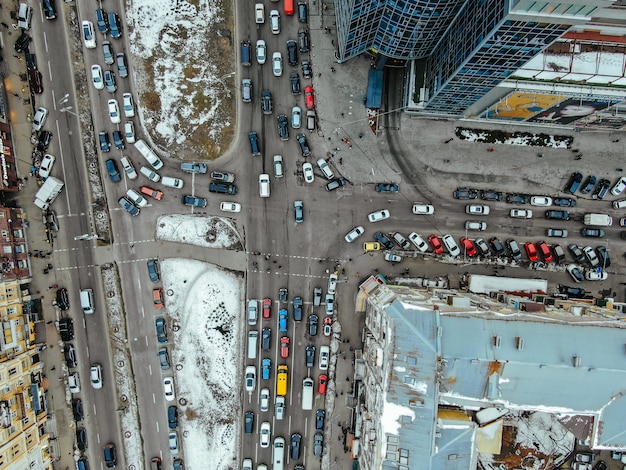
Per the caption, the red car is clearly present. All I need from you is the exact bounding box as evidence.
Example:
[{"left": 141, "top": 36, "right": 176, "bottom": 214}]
[
  {"left": 304, "top": 86, "right": 315, "bottom": 110},
  {"left": 524, "top": 242, "right": 538, "bottom": 261},
  {"left": 459, "top": 237, "right": 477, "bottom": 257},
  {"left": 262, "top": 298, "right": 272, "bottom": 319},
  {"left": 280, "top": 336, "right": 290, "bottom": 358},
  {"left": 537, "top": 241, "right": 553, "bottom": 262},
  {"left": 428, "top": 234, "right": 444, "bottom": 254},
  {"left": 318, "top": 374, "right": 328, "bottom": 394}
]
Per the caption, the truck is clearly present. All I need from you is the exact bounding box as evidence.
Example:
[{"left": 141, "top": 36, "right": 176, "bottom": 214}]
[
  {"left": 583, "top": 213, "right": 613, "bottom": 227},
  {"left": 34, "top": 177, "right": 64, "bottom": 210},
  {"left": 180, "top": 162, "right": 207, "bottom": 174}
]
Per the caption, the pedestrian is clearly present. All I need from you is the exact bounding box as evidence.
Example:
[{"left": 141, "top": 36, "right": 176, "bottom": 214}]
[
  {"left": 317, "top": 72, "right": 322, "bottom": 77},
  {"left": 613, "top": 139, "right": 620, "bottom": 142},
  {"left": 50, "top": 366, "right": 55, "bottom": 371},
  {"left": 330, "top": 66, "right": 336, "bottom": 72},
  {"left": 331, "top": 39, "right": 334, "bottom": 46},
  {"left": 0, "top": 22, "right": 7, "bottom": 29},
  {"left": 339, "top": 157, "right": 343, "bottom": 165},
  {"left": 341, "top": 112, "right": 344, "bottom": 117}
]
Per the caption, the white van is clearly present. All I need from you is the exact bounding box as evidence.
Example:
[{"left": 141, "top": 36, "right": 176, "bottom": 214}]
[
  {"left": 161, "top": 176, "right": 184, "bottom": 189},
  {"left": 247, "top": 330, "right": 258, "bottom": 359},
  {"left": 272, "top": 437, "right": 285, "bottom": 470},
  {"left": 80, "top": 289, "right": 95, "bottom": 314},
  {"left": 259, "top": 174, "right": 270, "bottom": 198},
  {"left": 17, "top": 3, "right": 32, "bottom": 30},
  {"left": 301, "top": 377, "right": 314, "bottom": 410},
  {"left": 273, "top": 155, "right": 284, "bottom": 178}
]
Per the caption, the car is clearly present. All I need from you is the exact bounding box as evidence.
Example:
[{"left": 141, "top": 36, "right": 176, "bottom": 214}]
[
  {"left": 181, "top": 195, "right": 207, "bottom": 208},
  {"left": 314, "top": 432, "right": 324, "bottom": 456},
  {"left": 344, "top": 226, "right": 365, "bottom": 243},
  {"left": 32, "top": 107, "right": 48, "bottom": 132},
  {"left": 107, "top": 99, "right": 120, "bottom": 123},
  {"left": 384, "top": 253, "right": 402, "bottom": 263},
  {"left": 306, "top": 109, "right": 316, "bottom": 130},
  {"left": 244, "top": 411, "right": 254, "bottom": 434},
  {"left": 286, "top": 39, "right": 298, "bottom": 66},
  {"left": 537, "top": 241, "right": 553, "bottom": 262},
  {"left": 259, "top": 298, "right": 271, "bottom": 320},
  {"left": 303, "top": 162, "right": 314, "bottom": 183},
  {"left": 545, "top": 210, "right": 569, "bottom": 220},
  {"left": 141, "top": 186, "right": 163, "bottom": 200},
  {"left": 316, "top": 409, "right": 326, "bottom": 430},
  {"left": 261, "top": 328, "right": 271, "bottom": 351},
  {"left": 471, "top": 238, "right": 488, "bottom": 256},
  {"left": 302, "top": 60, "right": 312, "bottom": 78},
  {"left": 506, "top": 193, "right": 530, "bottom": 204},
  {"left": 530, "top": 196, "right": 552, "bottom": 206},
  {"left": 279, "top": 309, "right": 288, "bottom": 333},
  {"left": 68, "top": 373, "right": 80, "bottom": 393},
  {"left": 583, "top": 246, "right": 600, "bottom": 266},
  {"left": 256, "top": 39, "right": 267, "bottom": 64},
  {"left": 454, "top": 188, "right": 478, "bottom": 199},
  {"left": 326, "top": 178, "right": 347, "bottom": 191},
  {"left": 363, "top": 241, "right": 381, "bottom": 252},
  {"left": 155, "top": 317, "right": 167, "bottom": 343},
  {"left": 209, "top": 182, "right": 238, "bottom": 194},
  {"left": 586, "top": 268, "right": 608, "bottom": 281},
  {"left": 546, "top": 228, "right": 568, "bottom": 237},
  {"left": 39, "top": 154, "right": 55, "bottom": 179},
  {"left": 553, "top": 197, "right": 576, "bottom": 207},
  {"left": 552, "top": 244, "right": 566, "bottom": 263},
  {"left": 564, "top": 171, "right": 583, "bottom": 193},
  {"left": 103, "top": 444, "right": 117, "bottom": 468},
  {"left": 581, "top": 228, "right": 605, "bottom": 238},
  {"left": 374, "top": 231, "right": 394, "bottom": 249},
  {"left": 292, "top": 106, "right": 302, "bottom": 128},
  {"left": 368, "top": 209, "right": 390, "bottom": 222},
  {"left": 147, "top": 259, "right": 160, "bottom": 282},
  {"left": 279, "top": 288, "right": 288, "bottom": 302},
  {"left": 290, "top": 72, "right": 301, "bottom": 95},
  {"left": 277, "top": 114, "right": 289, "bottom": 141},
  {"left": 486, "top": 237, "right": 504, "bottom": 256},
  {"left": 269, "top": 9, "right": 280, "bottom": 33},
  {"left": 304, "top": 86, "right": 315, "bottom": 110},
  {"left": 76, "top": 428, "right": 87, "bottom": 451},
  {"left": 280, "top": 336, "right": 290, "bottom": 358},
  {"left": 308, "top": 314, "right": 318, "bottom": 336},
  {"left": 442, "top": 234, "right": 460, "bottom": 257},
  {"left": 460, "top": 237, "right": 477, "bottom": 257},
  {"left": 305, "top": 345, "right": 316, "bottom": 369},
  {"left": 29, "top": 69, "right": 43, "bottom": 94},
  {"left": 168, "top": 432, "right": 179, "bottom": 455},
  {"left": 297, "top": 133, "right": 311, "bottom": 157},
  {"left": 158, "top": 348, "right": 170, "bottom": 370},
  {"left": 108, "top": 12, "right": 122, "bottom": 38},
  {"left": 465, "top": 220, "right": 487, "bottom": 231},
  {"left": 558, "top": 285, "right": 586, "bottom": 297},
  {"left": 611, "top": 176, "right": 626, "bottom": 196},
  {"left": 428, "top": 234, "right": 444, "bottom": 254},
  {"left": 392, "top": 232, "right": 411, "bottom": 250},
  {"left": 313, "top": 287, "right": 323, "bottom": 307},
  {"left": 317, "top": 158, "right": 334, "bottom": 180},
  {"left": 567, "top": 264, "right": 585, "bottom": 283},
  {"left": 466, "top": 204, "right": 490, "bottom": 215},
  {"left": 103, "top": 69, "right": 116, "bottom": 93},
  {"left": 259, "top": 421, "right": 271, "bottom": 449},
  {"left": 64, "top": 343, "right": 77, "bottom": 368},
  {"left": 88, "top": 364, "right": 103, "bottom": 389},
  {"left": 275, "top": 396, "right": 285, "bottom": 421},
  {"left": 119, "top": 196, "right": 138, "bottom": 217},
  {"left": 106, "top": 159, "right": 121, "bottom": 183},
  {"left": 298, "top": 28, "right": 310, "bottom": 52},
  {"left": 102, "top": 41, "right": 114, "bottom": 64},
  {"left": 37, "top": 130, "right": 53, "bottom": 151},
  {"left": 592, "top": 178, "right": 611, "bottom": 199},
  {"left": 510, "top": 209, "right": 532, "bottom": 218},
  {"left": 318, "top": 374, "right": 328, "bottom": 394},
  {"left": 408, "top": 232, "right": 429, "bottom": 252},
  {"left": 319, "top": 345, "right": 330, "bottom": 370},
  {"left": 272, "top": 52, "right": 283, "bottom": 76},
  {"left": 120, "top": 157, "right": 137, "bottom": 182},
  {"left": 412, "top": 204, "right": 435, "bottom": 215},
  {"left": 82, "top": 21, "right": 96, "bottom": 48},
  {"left": 245, "top": 366, "right": 256, "bottom": 393},
  {"left": 58, "top": 317, "right": 74, "bottom": 341},
  {"left": 567, "top": 244, "right": 585, "bottom": 264},
  {"left": 123, "top": 93, "right": 135, "bottom": 117},
  {"left": 95, "top": 8, "right": 108, "bottom": 33},
  {"left": 216, "top": 201, "right": 240, "bottom": 214},
  {"left": 580, "top": 175, "right": 597, "bottom": 194},
  {"left": 289, "top": 432, "right": 302, "bottom": 460},
  {"left": 596, "top": 246, "right": 610, "bottom": 268},
  {"left": 260, "top": 388, "right": 270, "bottom": 412},
  {"left": 481, "top": 190, "right": 503, "bottom": 201},
  {"left": 116, "top": 53, "right": 128, "bottom": 78},
  {"left": 323, "top": 317, "right": 332, "bottom": 336},
  {"left": 505, "top": 239, "right": 522, "bottom": 261},
  {"left": 14, "top": 31, "right": 32, "bottom": 53},
  {"left": 153, "top": 288, "right": 164, "bottom": 308},
  {"left": 72, "top": 398, "right": 84, "bottom": 420},
  {"left": 293, "top": 296, "right": 303, "bottom": 321},
  {"left": 524, "top": 242, "right": 538, "bottom": 261},
  {"left": 96, "top": 132, "right": 110, "bottom": 153},
  {"left": 209, "top": 170, "right": 234, "bottom": 181},
  {"left": 376, "top": 182, "right": 400, "bottom": 193},
  {"left": 262, "top": 358, "right": 271, "bottom": 380},
  {"left": 261, "top": 90, "right": 273, "bottom": 115}
]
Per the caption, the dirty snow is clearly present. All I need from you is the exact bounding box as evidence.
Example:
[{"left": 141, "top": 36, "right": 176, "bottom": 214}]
[{"left": 156, "top": 214, "right": 244, "bottom": 250}]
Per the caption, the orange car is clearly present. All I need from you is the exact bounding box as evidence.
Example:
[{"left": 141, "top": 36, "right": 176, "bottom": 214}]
[
  {"left": 153, "top": 288, "right": 164, "bottom": 309},
  {"left": 141, "top": 186, "right": 163, "bottom": 200}
]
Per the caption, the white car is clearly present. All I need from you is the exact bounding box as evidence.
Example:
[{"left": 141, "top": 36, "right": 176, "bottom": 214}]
[
  {"left": 32, "top": 107, "right": 48, "bottom": 132},
  {"left": 260, "top": 421, "right": 271, "bottom": 448},
  {"left": 255, "top": 3, "right": 265, "bottom": 23},
  {"left": 220, "top": 202, "right": 241, "bottom": 213},
  {"left": 530, "top": 196, "right": 552, "bottom": 206},
  {"left": 169, "top": 431, "right": 179, "bottom": 455},
  {"left": 408, "top": 232, "right": 429, "bottom": 252},
  {"left": 91, "top": 64, "right": 104, "bottom": 90},
  {"left": 510, "top": 209, "right": 532, "bottom": 218},
  {"left": 123, "top": 93, "right": 135, "bottom": 117},
  {"left": 90, "top": 364, "right": 103, "bottom": 389},
  {"left": 140, "top": 166, "right": 161, "bottom": 183},
  {"left": 269, "top": 10, "right": 280, "bottom": 34},
  {"left": 466, "top": 204, "right": 490, "bottom": 215},
  {"left": 583, "top": 246, "right": 599, "bottom": 267},
  {"left": 243, "top": 459, "right": 253, "bottom": 470},
  {"left": 611, "top": 176, "right": 626, "bottom": 196},
  {"left": 442, "top": 234, "right": 460, "bottom": 257},
  {"left": 260, "top": 388, "right": 270, "bottom": 412},
  {"left": 344, "top": 226, "right": 364, "bottom": 243},
  {"left": 68, "top": 372, "right": 80, "bottom": 393},
  {"left": 272, "top": 52, "right": 283, "bottom": 76},
  {"left": 163, "top": 377, "right": 175, "bottom": 401},
  {"left": 120, "top": 156, "right": 137, "bottom": 179},
  {"left": 292, "top": 106, "right": 302, "bottom": 129},
  {"left": 368, "top": 209, "right": 390, "bottom": 222},
  {"left": 108, "top": 99, "right": 121, "bottom": 124},
  {"left": 319, "top": 345, "right": 329, "bottom": 370},
  {"left": 317, "top": 158, "right": 334, "bottom": 180},
  {"left": 245, "top": 365, "right": 256, "bottom": 393},
  {"left": 384, "top": 253, "right": 402, "bottom": 263},
  {"left": 124, "top": 122, "right": 136, "bottom": 143},
  {"left": 39, "top": 154, "right": 55, "bottom": 179},
  {"left": 412, "top": 204, "right": 434, "bottom": 215},
  {"left": 256, "top": 39, "right": 267, "bottom": 64},
  {"left": 126, "top": 189, "right": 148, "bottom": 207},
  {"left": 586, "top": 269, "right": 608, "bottom": 281},
  {"left": 303, "top": 162, "right": 314, "bottom": 183},
  {"left": 82, "top": 21, "right": 96, "bottom": 49}
]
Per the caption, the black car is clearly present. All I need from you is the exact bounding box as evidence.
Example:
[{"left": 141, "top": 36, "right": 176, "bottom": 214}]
[
  {"left": 147, "top": 259, "right": 160, "bottom": 282},
  {"left": 580, "top": 175, "right": 597, "bottom": 194},
  {"left": 291, "top": 433, "right": 302, "bottom": 460},
  {"left": 505, "top": 193, "right": 529, "bottom": 204},
  {"left": 112, "top": 130, "right": 125, "bottom": 149},
  {"left": 290, "top": 72, "right": 301, "bottom": 95},
  {"left": 248, "top": 131, "right": 261, "bottom": 156},
  {"left": 305, "top": 345, "right": 315, "bottom": 368},
  {"left": 286, "top": 40, "right": 298, "bottom": 66},
  {"left": 277, "top": 114, "right": 289, "bottom": 141},
  {"left": 564, "top": 172, "right": 583, "bottom": 194},
  {"left": 326, "top": 178, "right": 346, "bottom": 191},
  {"left": 506, "top": 239, "right": 521, "bottom": 261},
  {"left": 558, "top": 285, "right": 587, "bottom": 298},
  {"left": 298, "top": 29, "right": 310, "bottom": 52},
  {"left": 37, "top": 131, "right": 53, "bottom": 151},
  {"left": 296, "top": 133, "right": 311, "bottom": 157},
  {"left": 553, "top": 197, "right": 576, "bottom": 207},
  {"left": 14, "top": 32, "right": 31, "bottom": 53},
  {"left": 581, "top": 228, "right": 605, "bottom": 238},
  {"left": 58, "top": 317, "right": 74, "bottom": 341},
  {"left": 56, "top": 288, "right": 70, "bottom": 310},
  {"left": 596, "top": 245, "right": 610, "bottom": 267},
  {"left": 595, "top": 461, "right": 607, "bottom": 470},
  {"left": 301, "top": 60, "right": 312, "bottom": 79},
  {"left": 155, "top": 317, "right": 168, "bottom": 343},
  {"left": 76, "top": 428, "right": 87, "bottom": 451},
  {"left": 25, "top": 53, "right": 37, "bottom": 71},
  {"left": 545, "top": 210, "right": 569, "bottom": 220},
  {"left": 568, "top": 244, "right": 585, "bottom": 263},
  {"left": 592, "top": 178, "right": 611, "bottom": 200},
  {"left": 315, "top": 409, "right": 325, "bottom": 430},
  {"left": 72, "top": 398, "right": 84, "bottom": 421},
  {"left": 64, "top": 343, "right": 77, "bottom": 368},
  {"left": 298, "top": 1, "right": 308, "bottom": 22},
  {"left": 42, "top": 0, "right": 56, "bottom": 20},
  {"left": 374, "top": 231, "right": 394, "bottom": 249},
  {"left": 209, "top": 182, "right": 238, "bottom": 194},
  {"left": 261, "top": 90, "right": 273, "bottom": 114},
  {"left": 29, "top": 69, "right": 43, "bottom": 94},
  {"left": 168, "top": 406, "right": 178, "bottom": 429},
  {"left": 244, "top": 411, "right": 254, "bottom": 434},
  {"left": 262, "top": 328, "right": 271, "bottom": 351},
  {"left": 99, "top": 132, "right": 111, "bottom": 153},
  {"left": 552, "top": 244, "right": 566, "bottom": 263},
  {"left": 453, "top": 188, "right": 478, "bottom": 199},
  {"left": 489, "top": 237, "right": 505, "bottom": 256},
  {"left": 481, "top": 190, "right": 503, "bottom": 201},
  {"left": 293, "top": 297, "right": 303, "bottom": 321},
  {"left": 308, "top": 314, "right": 318, "bottom": 336},
  {"left": 375, "top": 183, "right": 399, "bottom": 193}
]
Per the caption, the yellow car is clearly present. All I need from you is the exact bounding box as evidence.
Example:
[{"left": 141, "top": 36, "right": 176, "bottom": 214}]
[{"left": 363, "top": 242, "right": 381, "bottom": 252}]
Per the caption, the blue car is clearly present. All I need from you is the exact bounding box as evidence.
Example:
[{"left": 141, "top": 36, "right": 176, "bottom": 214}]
[
  {"left": 279, "top": 309, "right": 288, "bottom": 333},
  {"left": 262, "top": 358, "right": 271, "bottom": 380},
  {"left": 107, "top": 12, "right": 122, "bottom": 38},
  {"left": 105, "top": 159, "right": 121, "bottom": 182}
]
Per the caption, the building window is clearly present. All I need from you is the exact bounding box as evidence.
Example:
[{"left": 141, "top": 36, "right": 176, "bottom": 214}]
[
  {"left": 406, "top": 356, "right": 416, "bottom": 364},
  {"left": 404, "top": 376, "right": 415, "bottom": 385},
  {"left": 8, "top": 367, "right": 17, "bottom": 376}
]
